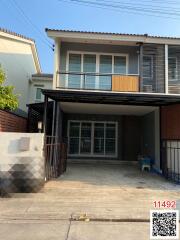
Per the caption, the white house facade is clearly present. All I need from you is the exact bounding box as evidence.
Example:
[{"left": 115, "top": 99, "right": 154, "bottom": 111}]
[{"left": 0, "top": 28, "right": 41, "bottom": 112}]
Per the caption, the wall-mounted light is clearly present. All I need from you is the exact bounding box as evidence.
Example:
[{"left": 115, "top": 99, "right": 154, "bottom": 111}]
[{"left": 38, "top": 121, "right": 43, "bottom": 133}]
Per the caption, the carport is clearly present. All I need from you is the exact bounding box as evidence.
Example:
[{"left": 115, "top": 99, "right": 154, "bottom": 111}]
[
  {"left": 59, "top": 102, "right": 160, "bottom": 167},
  {"left": 27, "top": 90, "right": 180, "bottom": 183}
]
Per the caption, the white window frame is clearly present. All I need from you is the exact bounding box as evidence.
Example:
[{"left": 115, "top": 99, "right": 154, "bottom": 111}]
[
  {"left": 66, "top": 51, "right": 129, "bottom": 88},
  {"left": 34, "top": 85, "right": 44, "bottom": 102},
  {"left": 168, "top": 56, "right": 178, "bottom": 81},
  {"left": 67, "top": 120, "right": 118, "bottom": 158}
]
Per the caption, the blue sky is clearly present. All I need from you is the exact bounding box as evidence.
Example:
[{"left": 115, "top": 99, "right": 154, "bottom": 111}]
[{"left": 1, "top": 0, "right": 180, "bottom": 73}]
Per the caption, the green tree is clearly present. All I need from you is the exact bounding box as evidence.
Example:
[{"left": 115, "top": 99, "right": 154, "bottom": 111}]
[{"left": 0, "top": 66, "right": 18, "bottom": 110}]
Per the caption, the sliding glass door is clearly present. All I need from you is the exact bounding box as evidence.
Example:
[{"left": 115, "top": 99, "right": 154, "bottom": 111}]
[
  {"left": 80, "top": 122, "right": 92, "bottom": 154},
  {"left": 99, "top": 55, "right": 112, "bottom": 90},
  {"left": 83, "top": 54, "right": 96, "bottom": 89},
  {"left": 68, "top": 121, "right": 117, "bottom": 156},
  {"left": 114, "top": 56, "right": 127, "bottom": 74},
  {"left": 94, "top": 123, "right": 105, "bottom": 154},
  {"left": 68, "top": 54, "right": 81, "bottom": 89},
  {"left": 69, "top": 122, "right": 80, "bottom": 154},
  {"left": 105, "top": 123, "right": 116, "bottom": 154},
  {"left": 68, "top": 52, "right": 127, "bottom": 90}
]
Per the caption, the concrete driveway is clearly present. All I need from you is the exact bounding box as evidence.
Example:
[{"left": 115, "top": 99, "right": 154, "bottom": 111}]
[{"left": 0, "top": 163, "right": 180, "bottom": 239}]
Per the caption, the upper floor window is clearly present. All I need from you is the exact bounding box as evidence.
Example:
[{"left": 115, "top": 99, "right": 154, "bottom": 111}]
[
  {"left": 68, "top": 54, "right": 81, "bottom": 89},
  {"left": 83, "top": 54, "right": 96, "bottom": 89},
  {"left": 69, "top": 54, "right": 81, "bottom": 72},
  {"left": 34, "top": 85, "right": 44, "bottom": 102},
  {"left": 68, "top": 52, "right": 127, "bottom": 74},
  {"left": 114, "top": 56, "right": 127, "bottom": 74},
  {"left": 168, "top": 57, "right": 177, "bottom": 81},
  {"left": 36, "top": 88, "right": 42, "bottom": 101},
  {"left": 67, "top": 52, "right": 128, "bottom": 90},
  {"left": 99, "top": 55, "right": 112, "bottom": 90}
]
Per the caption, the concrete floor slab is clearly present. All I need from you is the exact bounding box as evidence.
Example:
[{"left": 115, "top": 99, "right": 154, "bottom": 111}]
[
  {"left": 68, "top": 222, "right": 180, "bottom": 240},
  {"left": 0, "top": 163, "right": 180, "bottom": 239},
  {"left": 0, "top": 221, "right": 69, "bottom": 240},
  {"left": 1, "top": 163, "right": 180, "bottom": 221},
  {"left": 68, "top": 222, "right": 149, "bottom": 240}
]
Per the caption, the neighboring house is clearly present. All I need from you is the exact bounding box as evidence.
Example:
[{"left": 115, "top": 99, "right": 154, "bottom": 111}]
[
  {"left": 29, "top": 73, "right": 53, "bottom": 103},
  {"left": 28, "top": 29, "right": 180, "bottom": 182},
  {"left": 0, "top": 28, "right": 41, "bottom": 113}
]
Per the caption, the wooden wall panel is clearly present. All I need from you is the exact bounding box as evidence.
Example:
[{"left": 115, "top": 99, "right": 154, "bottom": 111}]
[
  {"left": 161, "top": 104, "right": 180, "bottom": 140},
  {"left": 112, "top": 75, "right": 139, "bottom": 92},
  {"left": 122, "top": 116, "right": 141, "bottom": 161},
  {"left": 0, "top": 110, "right": 27, "bottom": 132}
]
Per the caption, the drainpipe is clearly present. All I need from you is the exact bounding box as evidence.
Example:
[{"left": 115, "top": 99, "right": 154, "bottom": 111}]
[
  {"left": 165, "top": 44, "right": 169, "bottom": 94},
  {"left": 138, "top": 42, "right": 144, "bottom": 92}
]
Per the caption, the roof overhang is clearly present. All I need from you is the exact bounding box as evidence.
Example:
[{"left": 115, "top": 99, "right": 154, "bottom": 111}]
[
  {"left": 41, "top": 89, "right": 180, "bottom": 106},
  {"left": 45, "top": 29, "right": 180, "bottom": 46}
]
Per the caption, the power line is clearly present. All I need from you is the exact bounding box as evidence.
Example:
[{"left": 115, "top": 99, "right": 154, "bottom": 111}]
[
  {"left": 59, "top": 0, "right": 180, "bottom": 20},
  {"left": 66, "top": 0, "right": 180, "bottom": 16},
  {"left": 61, "top": 0, "right": 180, "bottom": 19},
  {"left": 10, "top": 0, "right": 53, "bottom": 47},
  {"left": 9, "top": 0, "right": 53, "bottom": 50},
  {"left": 98, "top": 0, "right": 180, "bottom": 12},
  {"left": 100, "top": 0, "right": 180, "bottom": 6}
]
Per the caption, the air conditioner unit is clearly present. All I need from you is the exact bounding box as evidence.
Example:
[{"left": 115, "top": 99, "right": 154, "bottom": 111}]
[
  {"left": 143, "top": 85, "right": 153, "bottom": 93},
  {"left": 169, "top": 85, "right": 180, "bottom": 94}
]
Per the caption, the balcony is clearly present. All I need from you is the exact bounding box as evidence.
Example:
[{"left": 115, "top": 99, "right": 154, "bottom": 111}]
[{"left": 56, "top": 72, "right": 140, "bottom": 92}]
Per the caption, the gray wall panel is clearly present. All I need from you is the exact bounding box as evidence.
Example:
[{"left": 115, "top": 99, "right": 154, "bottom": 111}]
[{"left": 60, "top": 42, "right": 139, "bottom": 74}]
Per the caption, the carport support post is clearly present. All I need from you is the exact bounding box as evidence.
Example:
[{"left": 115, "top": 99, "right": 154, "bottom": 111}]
[
  {"left": 54, "top": 102, "right": 66, "bottom": 173},
  {"left": 43, "top": 95, "right": 48, "bottom": 134},
  {"left": 51, "top": 101, "right": 58, "bottom": 137},
  {"left": 27, "top": 106, "right": 32, "bottom": 132},
  {"left": 139, "top": 43, "right": 143, "bottom": 92}
]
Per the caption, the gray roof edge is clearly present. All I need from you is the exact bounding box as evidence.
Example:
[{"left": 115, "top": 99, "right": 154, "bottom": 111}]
[
  {"left": 0, "top": 27, "right": 35, "bottom": 42},
  {"left": 32, "top": 73, "right": 53, "bottom": 79},
  {"left": 45, "top": 28, "right": 180, "bottom": 41}
]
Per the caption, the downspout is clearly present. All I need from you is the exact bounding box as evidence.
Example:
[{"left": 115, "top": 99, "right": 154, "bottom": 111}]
[{"left": 137, "top": 42, "right": 144, "bottom": 92}]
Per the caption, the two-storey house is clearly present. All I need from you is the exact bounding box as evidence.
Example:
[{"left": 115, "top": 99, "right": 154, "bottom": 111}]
[{"left": 28, "top": 29, "right": 180, "bottom": 182}]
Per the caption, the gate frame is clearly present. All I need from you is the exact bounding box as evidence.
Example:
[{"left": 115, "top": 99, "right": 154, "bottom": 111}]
[
  {"left": 44, "top": 135, "right": 67, "bottom": 181},
  {"left": 161, "top": 140, "right": 180, "bottom": 184},
  {"left": 43, "top": 95, "right": 67, "bottom": 181}
]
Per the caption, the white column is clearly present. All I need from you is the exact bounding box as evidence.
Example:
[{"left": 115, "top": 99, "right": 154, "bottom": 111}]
[
  {"left": 165, "top": 44, "right": 169, "bottom": 94},
  {"left": 53, "top": 39, "right": 60, "bottom": 89},
  {"left": 96, "top": 54, "right": 100, "bottom": 89}
]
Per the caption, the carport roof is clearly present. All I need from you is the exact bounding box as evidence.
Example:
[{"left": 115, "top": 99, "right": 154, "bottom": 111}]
[
  {"left": 41, "top": 89, "right": 180, "bottom": 106},
  {"left": 27, "top": 101, "right": 53, "bottom": 113}
]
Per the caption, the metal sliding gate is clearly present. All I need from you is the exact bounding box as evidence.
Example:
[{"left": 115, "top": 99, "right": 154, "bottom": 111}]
[
  {"left": 161, "top": 140, "right": 180, "bottom": 184},
  {"left": 44, "top": 136, "right": 67, "bottom": 181}
]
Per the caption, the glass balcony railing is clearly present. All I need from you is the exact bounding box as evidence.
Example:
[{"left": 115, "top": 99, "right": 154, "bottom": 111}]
[{"left": 56, "top": 72, "right": 140, "bottom": 92}]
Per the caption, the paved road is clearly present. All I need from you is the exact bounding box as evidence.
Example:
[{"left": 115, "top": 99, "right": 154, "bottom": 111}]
[{"left": 0, "top": 163, "right": 180, "bottom": 239}]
